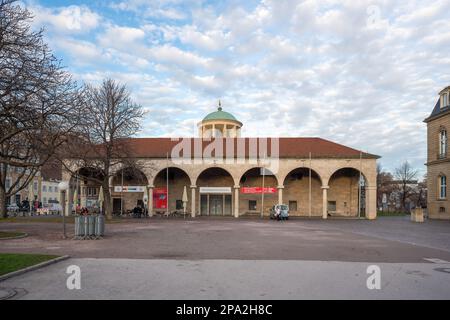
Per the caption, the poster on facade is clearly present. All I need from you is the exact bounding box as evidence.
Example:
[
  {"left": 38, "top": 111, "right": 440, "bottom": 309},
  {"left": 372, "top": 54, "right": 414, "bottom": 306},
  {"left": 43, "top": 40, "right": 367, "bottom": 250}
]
[
  {"left": 240, "top": 187, "right": 277, "bottom": 194},
  {"left": 153, "top": 187, "right": 167, "bottom": 209},
  {"left": 114, "top": 186, "right": 146, "bottom": 193}
]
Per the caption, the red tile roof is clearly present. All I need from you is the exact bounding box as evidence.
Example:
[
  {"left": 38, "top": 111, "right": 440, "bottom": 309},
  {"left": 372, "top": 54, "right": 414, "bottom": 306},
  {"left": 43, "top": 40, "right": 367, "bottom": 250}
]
[{"left": 121, "top": 137, "right": 379, "bottom": 159}]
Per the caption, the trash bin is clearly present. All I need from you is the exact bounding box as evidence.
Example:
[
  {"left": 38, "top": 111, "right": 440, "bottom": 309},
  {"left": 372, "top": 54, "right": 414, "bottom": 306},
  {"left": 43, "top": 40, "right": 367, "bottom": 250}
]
[
  {"left": 411, "top": 208, "right": 424, "bottom": 222},
  {"left": 95, "top": 215, "right": 105, "bottom": 238}
]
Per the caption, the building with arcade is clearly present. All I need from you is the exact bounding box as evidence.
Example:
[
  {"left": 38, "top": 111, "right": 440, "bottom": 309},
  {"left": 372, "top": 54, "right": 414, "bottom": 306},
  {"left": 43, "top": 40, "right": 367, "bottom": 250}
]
[{"left": 62, "top": 105, "right": 379, "bottom": 219}]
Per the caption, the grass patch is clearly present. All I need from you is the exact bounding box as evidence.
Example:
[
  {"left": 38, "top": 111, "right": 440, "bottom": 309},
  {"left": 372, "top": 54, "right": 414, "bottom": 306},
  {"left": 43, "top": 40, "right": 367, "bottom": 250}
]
[
  {"left": 377, "top": 211, "right": 408, "bottom": 217},
  {"left": 0, "top": 231, "right": 26, "bottom": 239},
  {"left": 0, "top": 253, "right": 59, "bottom": 276},
  {"left": 0, "top": 216, "right": 75, "bottom": 224}
]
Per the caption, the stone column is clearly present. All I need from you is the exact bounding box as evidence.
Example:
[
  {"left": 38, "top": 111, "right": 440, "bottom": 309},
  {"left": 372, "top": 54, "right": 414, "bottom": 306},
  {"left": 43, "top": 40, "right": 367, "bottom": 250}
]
[
  {"left": 147, "top": 185, "right": 153, "bottom": 217},
  {"left": 234, "top": 185, "right": 240, "bottom": 218},
  {"left": 80, "top": 182, "right": 87, "bottom": 208},
  {"left": 365, "top": 185, "right": 377, "bottom": 220},
  {"left": 190, "top": 185, "right": 196, "bottom": 218},
  {"left": 322, "top": 185, "right": 329, "bottom": 219},
  {"left": 212, "top": 124, "right": 216, "bottom": 138},
  {"left": 277, "top": 185, "right": 284, "bottom": 204}
]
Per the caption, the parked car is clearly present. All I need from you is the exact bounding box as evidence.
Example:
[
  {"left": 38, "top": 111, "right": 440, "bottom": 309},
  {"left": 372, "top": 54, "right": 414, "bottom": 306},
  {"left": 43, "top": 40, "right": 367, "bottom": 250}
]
[
  {"left": 45, "top": 200, "right": 62, "bottom": 215},
  {"left": 270, "top": 204, "right": 289, "bottom": 220},
  {"left": 7, "top": 203, "right": 20, "bottom": 213}
]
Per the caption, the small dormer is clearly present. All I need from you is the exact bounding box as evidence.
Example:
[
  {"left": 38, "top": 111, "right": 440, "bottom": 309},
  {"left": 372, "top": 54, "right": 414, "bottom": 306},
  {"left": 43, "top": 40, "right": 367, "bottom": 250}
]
[
  {"left": 424, "top": 85, "right": 450, "bottom": 123},
  {"left": 440, "top": 86, "right": 450, "bottom": 109}
]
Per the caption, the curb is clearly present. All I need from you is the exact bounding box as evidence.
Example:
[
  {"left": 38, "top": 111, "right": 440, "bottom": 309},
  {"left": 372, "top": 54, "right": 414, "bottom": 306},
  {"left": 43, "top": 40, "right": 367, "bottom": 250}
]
[
  {"left": 0, "top": 255, "right": 70, "bottom": 282},
  {"left": 0, "top": 233, "right": 28, "bottom": 240}
]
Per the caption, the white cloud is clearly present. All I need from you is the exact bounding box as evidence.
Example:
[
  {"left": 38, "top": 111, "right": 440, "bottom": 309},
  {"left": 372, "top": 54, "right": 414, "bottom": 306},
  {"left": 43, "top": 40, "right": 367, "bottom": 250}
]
[
  {"left": 31, "top": 5, "right": 100, "bottom": 33},
  {"left": 30, "top": 0, "right": 450, "bottom": 175},
  {"left": 99, "top": 26, "right": 146, "bottom": 50}
]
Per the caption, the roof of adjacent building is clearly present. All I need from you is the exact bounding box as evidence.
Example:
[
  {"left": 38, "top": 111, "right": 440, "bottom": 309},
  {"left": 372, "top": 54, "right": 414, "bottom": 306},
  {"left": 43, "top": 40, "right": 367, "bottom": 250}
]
[
  {"left": 118, "top": 137, "right": 379, "bottom": 159},
  {"left": 202, "top": 106, "right": 241, "bottom": 124},
  {"left": 424, "top": 97, "right": 450, "bottom": 122}
]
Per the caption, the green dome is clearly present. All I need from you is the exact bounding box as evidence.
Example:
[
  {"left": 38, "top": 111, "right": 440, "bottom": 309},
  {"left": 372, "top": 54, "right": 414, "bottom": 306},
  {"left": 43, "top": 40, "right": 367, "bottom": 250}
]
[{"left": 203, "top": 106, "right": 239, "bottom": 122}]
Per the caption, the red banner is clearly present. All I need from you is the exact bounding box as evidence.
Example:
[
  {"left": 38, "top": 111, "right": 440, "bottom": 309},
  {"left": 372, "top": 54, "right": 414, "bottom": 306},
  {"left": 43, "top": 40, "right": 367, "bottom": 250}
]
[
  {"left": 153, "top": 188, "right": 167, "bottom": 209},
  {"left": 240, "top": 187, "right": 277, "bottom": 194}
]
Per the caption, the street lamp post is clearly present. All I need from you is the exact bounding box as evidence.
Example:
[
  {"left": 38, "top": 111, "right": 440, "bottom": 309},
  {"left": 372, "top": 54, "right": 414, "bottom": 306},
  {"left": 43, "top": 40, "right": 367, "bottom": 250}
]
[
  {"left": 143, "top": 194, "right": 148, "bottom": 218},
  {"left": 58, "top": 181, "right": 69, "bottom": 239}
]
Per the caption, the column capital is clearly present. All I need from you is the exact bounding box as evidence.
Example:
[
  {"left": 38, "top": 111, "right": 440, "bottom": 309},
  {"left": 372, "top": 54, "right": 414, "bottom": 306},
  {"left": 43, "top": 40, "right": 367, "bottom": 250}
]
[
  {"left": 190, "top": 185, "right": 197, "bottom": 189},
  {"left": 277, "top": 185, "right": 285, "bottom": 189},
  {"left": 321, "top": 185, "right": 329, "bottom": 190},
  {"left": 147, "top": 185, "right": 154, "bottom": 189},
  {"left": 234, "top": 185, "right": 241, "bottom": 189}
]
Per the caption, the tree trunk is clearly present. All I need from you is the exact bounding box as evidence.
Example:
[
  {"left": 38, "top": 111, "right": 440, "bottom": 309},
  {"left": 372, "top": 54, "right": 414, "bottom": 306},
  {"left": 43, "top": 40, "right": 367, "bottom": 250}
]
[
  {"left": 103, "top": 181, "right": 112, "bottom": 220},
  {"left": 0, "top": 187, "right": 7, "bottom": 219}
]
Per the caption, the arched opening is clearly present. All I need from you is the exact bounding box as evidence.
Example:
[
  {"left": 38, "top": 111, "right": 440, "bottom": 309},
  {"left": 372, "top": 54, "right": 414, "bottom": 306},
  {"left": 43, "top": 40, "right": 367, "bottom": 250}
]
[
  {"left": 112, "top": 167, "right": 149, "bottom": 215},
  {"left": 283, "top": 168, "right": 323, "bottom": 217},
  {"left": 328, "top": 168, "right": 367, "bottom": 217},
  {"left": 153, "top": 167, "right": 191, "bottom": 214},
  {"left": 239, "top": 167, "right": 278, "bottom": 217},
  {"left": 69, "top": 167, "right": 105, "bottom": 214},
  {"left": 196, "top": 167, "right": 234, "bottom": 216}
]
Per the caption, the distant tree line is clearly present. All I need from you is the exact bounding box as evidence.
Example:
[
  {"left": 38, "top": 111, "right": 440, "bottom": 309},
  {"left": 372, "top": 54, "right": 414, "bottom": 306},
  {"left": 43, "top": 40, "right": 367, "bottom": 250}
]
[{"left": 377, "top": 161, "right": 426, "bottom": 213}]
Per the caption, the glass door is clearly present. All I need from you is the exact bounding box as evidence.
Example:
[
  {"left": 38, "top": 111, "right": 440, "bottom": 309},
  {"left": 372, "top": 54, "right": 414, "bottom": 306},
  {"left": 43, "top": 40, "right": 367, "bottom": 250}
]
[
  {"left": 200, "top": 195, "right": 208, "bottom": 215},
  {"left": 209, "top": 195, "right": 223, "bottom": 215}
]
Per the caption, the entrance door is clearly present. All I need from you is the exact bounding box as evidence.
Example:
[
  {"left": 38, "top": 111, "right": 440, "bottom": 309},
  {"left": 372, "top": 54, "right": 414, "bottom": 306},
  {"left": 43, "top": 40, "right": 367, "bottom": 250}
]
[
  {"left": 209, "top": 195, "right": 223, "bottom": 215},
  {"left": 224, "top": 195, "right": 232, "bottom": 215},
  {"left": 200, "top": 195, "right": 208, "bottom": 215},
  {"left": 113, "top": 198, "right": 122, "bottom": 214},
  {"left": 15, "top": 194, "right": 21, "bottom": 205}
]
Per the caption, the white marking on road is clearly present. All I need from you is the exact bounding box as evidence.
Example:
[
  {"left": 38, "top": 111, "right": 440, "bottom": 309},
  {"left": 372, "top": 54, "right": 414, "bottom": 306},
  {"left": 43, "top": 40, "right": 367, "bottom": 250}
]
[
  {"left": 45, "top": 247, "right": 61, "bottom": 250},
  {"left": 423, "top": 258, "right": 450, "bottom": 264}
]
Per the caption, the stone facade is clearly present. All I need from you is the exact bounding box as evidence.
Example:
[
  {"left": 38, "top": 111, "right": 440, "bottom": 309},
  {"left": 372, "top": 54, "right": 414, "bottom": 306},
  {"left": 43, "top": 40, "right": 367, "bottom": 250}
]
[{"left": 425, "top": 86, "right": 450, "bottom": 220}]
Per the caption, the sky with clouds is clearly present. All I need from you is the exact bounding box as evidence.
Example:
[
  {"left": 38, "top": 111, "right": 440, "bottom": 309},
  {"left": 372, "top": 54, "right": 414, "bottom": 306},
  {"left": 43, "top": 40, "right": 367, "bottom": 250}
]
[{"left": 22, "top": 0, "right": 450, "bottom": 177}]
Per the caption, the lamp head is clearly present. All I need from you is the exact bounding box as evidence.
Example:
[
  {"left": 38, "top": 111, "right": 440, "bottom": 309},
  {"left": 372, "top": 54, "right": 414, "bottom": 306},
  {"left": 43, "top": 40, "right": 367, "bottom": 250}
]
[{"left": 58, "top": 181, "right": 69, "bottom": 191}]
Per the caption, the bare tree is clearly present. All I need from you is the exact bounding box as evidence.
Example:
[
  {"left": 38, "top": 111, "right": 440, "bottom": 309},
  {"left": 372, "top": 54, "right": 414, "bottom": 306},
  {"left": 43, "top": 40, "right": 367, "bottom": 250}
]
[
  {"left": 62, "top": 79, "right": 144, "bottom": 219},
  {"left": 0, "top": 0, "right": 84, "bottom": 217},
  {"left": 394, "top": 161, "right": 418, "bottom": 212},
  {"left": 376, "top": 164, "right": 396, "bottom": 210}
]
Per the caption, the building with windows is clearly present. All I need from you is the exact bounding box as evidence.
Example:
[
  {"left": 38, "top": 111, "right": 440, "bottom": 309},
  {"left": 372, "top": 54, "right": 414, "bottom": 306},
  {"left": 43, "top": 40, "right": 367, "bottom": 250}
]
[
  {"left": 62, "top": 105, "right": 379, "bottom": 219},
  {"left": 41, "top": 179, "right": 60, "bottom": 205},
  {"left": 425, "top": 86, "right": 450, "bottom": 219},
  {"left": 4, "top": 167, "right": 41, "bottom": 207},
  {"left": 4, "top": 160, "right": 61, "bottom": 210}
]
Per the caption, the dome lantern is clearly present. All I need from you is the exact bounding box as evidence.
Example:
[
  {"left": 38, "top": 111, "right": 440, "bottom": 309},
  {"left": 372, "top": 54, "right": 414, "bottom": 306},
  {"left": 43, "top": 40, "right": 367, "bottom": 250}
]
[{"left": 198, "top": 101, "right": 243, "bottom": 138}]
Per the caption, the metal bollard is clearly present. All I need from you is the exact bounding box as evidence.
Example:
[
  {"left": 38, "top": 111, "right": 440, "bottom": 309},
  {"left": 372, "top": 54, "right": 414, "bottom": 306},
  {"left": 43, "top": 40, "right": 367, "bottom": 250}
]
[
  {"left": 95, "top": 215, "right": 105, "bottom": 239},
  {"left": 74, "top": 215, "right": 87, "bottom": 240},
  {"left": 88, "top": 215, "right": 96, "bottom": 237},
  {"left": 83, "top": 215, "right": 89, "bottom": 239}
]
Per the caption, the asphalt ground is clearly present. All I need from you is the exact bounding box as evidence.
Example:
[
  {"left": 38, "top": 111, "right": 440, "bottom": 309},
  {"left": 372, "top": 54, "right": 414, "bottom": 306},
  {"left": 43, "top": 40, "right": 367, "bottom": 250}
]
[{"left": 1, "top": 216, "right": 450, "bottom": 262}]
